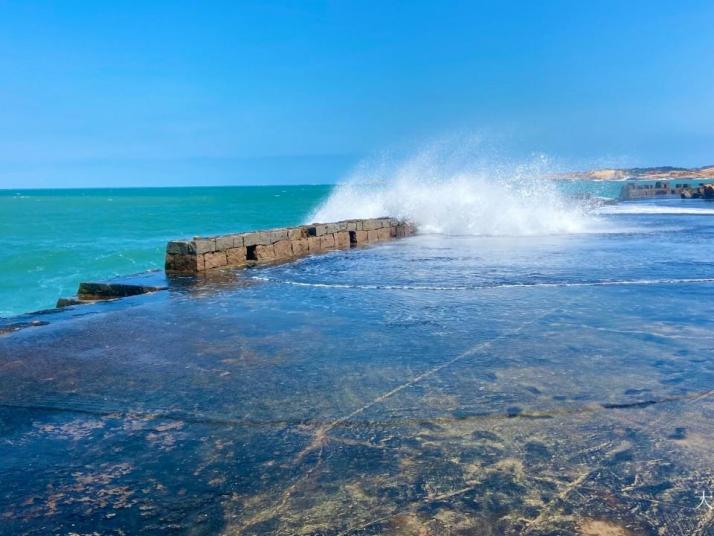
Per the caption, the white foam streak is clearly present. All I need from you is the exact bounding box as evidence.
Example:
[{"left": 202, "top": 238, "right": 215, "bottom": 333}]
[
  {"left": 253, "top": 276, "right": 714, "bottom": 291},
  {"left": 309, "top": 144, "right": 597, "bottom": 236},
  {"left": 597, "top": 205, "right": 714, "bottom": 215}
]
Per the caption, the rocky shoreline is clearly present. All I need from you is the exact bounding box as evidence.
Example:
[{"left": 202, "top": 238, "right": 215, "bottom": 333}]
[{"left": 553, "top": 164, "right": 714, "bottom": 182}]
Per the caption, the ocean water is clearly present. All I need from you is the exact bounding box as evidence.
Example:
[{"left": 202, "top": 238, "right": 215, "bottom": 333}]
[
  {"left": 0, "top": 186, "right": 332, "bottom": 317},
  {"left": 0, "top": 180, "right": 698, "bottom": 318},
  {"left": 1, "top": 194, "right": 714, "bottom": 534}
]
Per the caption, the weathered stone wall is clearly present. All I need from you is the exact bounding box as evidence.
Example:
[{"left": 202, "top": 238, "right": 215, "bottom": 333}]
[{"left": 165, "top": 218, "right": 417, "bottom": 273}]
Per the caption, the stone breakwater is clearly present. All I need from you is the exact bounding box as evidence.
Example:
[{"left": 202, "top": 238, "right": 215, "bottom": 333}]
[
  {"left": 39, "top": 218, "right": 415, "bottom": 313},
  {"left": 619, "top": 181, "right": 714, "bottom": 200},
  {"left": 165, "top": 218, "right": 416, "bottom": 274}
]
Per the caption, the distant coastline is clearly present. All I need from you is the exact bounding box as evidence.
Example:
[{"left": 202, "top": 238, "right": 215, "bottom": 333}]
[{"left": 552, "top": 164, "right": 714, "bottom": 182}]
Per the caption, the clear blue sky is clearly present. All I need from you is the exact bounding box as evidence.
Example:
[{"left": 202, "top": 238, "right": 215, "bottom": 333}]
[{"left": 1, "top": 0, "right": 713, "bottom": 187}]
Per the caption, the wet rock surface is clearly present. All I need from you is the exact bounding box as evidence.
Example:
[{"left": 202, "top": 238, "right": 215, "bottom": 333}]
[{"left": 2, "top": 226, "right": 714, "bottom": 535}]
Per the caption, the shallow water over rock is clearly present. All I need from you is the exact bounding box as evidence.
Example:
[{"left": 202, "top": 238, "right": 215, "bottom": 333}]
[{"left": 1, "top": 199, "right": 714, "bottom": 535}]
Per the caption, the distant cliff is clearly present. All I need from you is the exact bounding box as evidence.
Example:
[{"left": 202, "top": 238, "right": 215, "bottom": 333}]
[{"left": 556, "top": 165, "right": 714, "bottom": 181}]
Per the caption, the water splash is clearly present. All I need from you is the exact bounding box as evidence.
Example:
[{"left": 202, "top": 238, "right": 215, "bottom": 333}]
[{"left": 309, "top": 142, "right": 597, "bottom": 236}]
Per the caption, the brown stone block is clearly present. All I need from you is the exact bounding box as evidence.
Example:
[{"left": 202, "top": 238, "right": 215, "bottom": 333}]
[
  {"left": 194, "top": 238, "right": 216, "bottom": 255},
  {"left": 291, "top": 238, "right": 309, "bottom": 256},
  {"left": 287, "top": 227, "right": 307, "bottom": 240},
  {"left": 273, "top": 240, "right": 293, "bottom": 260},
  {"left": 367, "top": 230, "right": 380, "bottom": 242},
  {"left": 306, "top": 224, "right": 328, "bottom": 237},
  {"left": 320, "top": 233, "right": 336, "bottom": 249},
  {"left": 204, "top": 251, "right": 228, "bottom": 269},
  {"left": 307, "top": 236, "right": 322, "bottom": 252},
  {"left": 165, "top": 253, "right": 199, "bottom": 273},
  {"left": 363, "top": 219, "right": 382, "bottom": 231},
  {"left": 243, "top": 231, "right": 272, "bottom": 247},
  {"left": 377, "top": 227, "right": 391, "bottom": 241},
  {"left": 166, "top": 240, "right": 196, "bottom": 255},
  {"left": 226, "top": 247, "right": 247, "bottom": 266},
  {"left": 255, "top": 244, "right": 276, "bottom": 262},
  {"left": 354, "top": 230, "right": 368, "bottom": 244},
  {"left": 334, "top": 231, "right": 350, "bottom": 249},
  {"left": 215, "top": 235, "right": 235, "bottom": 251},
  {"left": 270, "top": 229, "right": 289, "bottom": 243}
]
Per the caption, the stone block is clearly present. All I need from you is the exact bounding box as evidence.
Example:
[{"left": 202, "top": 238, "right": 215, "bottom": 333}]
[
  {"left": 287, "top": 227, "right": 307, "bottom": 240},
  {"left": 255, "top": 244, "right": 276, "bottom": 262},
  {"left": 377, "top": 227, "right": 391, "bottom": 241},
  {"left": 243, "top": 231, "right": 273, "bottom": 247},
  {"left": 273, "top": 240, "right": 293, "bottom": 260},
  {"left": 307, "top": 236, "right": 322, "bottom": 253},
  {"left": 363, "top": 219, "right": 381, "bottom": 231},
  {"left": 320, "top": 233, "right": 336, "bottom": 249},
  {"left": 367, "top": 230, "right": 380, "bottom": 242},
  {"left": 291, "top": 238, "right": 309, "bottom": 256},
  {"left": 204, "top": 251, "right": 228, "bottom": 270},
  {"left": 165, "top": 253, "right": 199, "bottom": 273},
  {"left": 270, "top": 229, "right": 289, "bottom": 243},
  {"left": 324, "top": 223, "right": 339, "bottom": 234},
  {"left": 354, "top": 230, "right": 368, "bottom": 244},
  {"left": 346, "top": 221, "right": 357, "bottom": 232},
  {"left": 226, "top": 247, "right": 247, "bottom": 266},
  {"left": 194, "top": 238, "right": 216, "bottom": 255},
  {"left": 166, "top": 240, "right": 196, "bottom": 255},
  {"left": 215, "top": 235, "right": 235, "bottom": 251},
  {"left": 306, "top": 224, "right": 328, "bottom": 236},
  {"left": 390, "top": 226, "right": 397, "bottom": 237},
  {"left": 334, "top": 231, "right": 350, "bottom": 249}
]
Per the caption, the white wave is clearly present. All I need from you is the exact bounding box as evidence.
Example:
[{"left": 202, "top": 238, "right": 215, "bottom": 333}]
[
  {"left": 597, "top": 204, "right": 714, "bottom": 215},
  {"left": 253, "top": 276, "right": 714, "bottom": 290},
  {"left": 309, "top": 141, "right": 600, "bottom": 236}
]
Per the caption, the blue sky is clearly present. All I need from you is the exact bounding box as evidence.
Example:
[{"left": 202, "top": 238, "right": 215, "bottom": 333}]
[{"left": 1, "top": 0, "right": 713, "bottom": 187}]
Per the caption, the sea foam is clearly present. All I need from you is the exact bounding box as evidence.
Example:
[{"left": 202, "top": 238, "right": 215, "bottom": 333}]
[{"left": 309, "top": 144, "right": 595, "bottom": 236}]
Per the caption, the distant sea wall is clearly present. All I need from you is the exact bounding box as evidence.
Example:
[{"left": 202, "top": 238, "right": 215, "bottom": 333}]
[
  {"left": 619, "top": 181, "right": 714, "bottom": 201},
  {"left": 165, "top": 218, "right": 417, "bottom": 273}
]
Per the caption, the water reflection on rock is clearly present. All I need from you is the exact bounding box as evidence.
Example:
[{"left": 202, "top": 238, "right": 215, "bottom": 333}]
[{"left": 2, "top": 210, "right": 714, "bottom": 534}]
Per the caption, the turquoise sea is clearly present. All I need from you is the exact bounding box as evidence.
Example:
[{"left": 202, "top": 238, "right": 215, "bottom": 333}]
[
  {"left": 0, "top": 186, "right": 332, "bottom": 317},
  {"left": 0, "top": 180, "right": 668, "bottom": 317}
]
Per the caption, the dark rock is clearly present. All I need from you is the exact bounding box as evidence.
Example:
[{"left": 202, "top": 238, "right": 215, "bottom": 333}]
[{"left": 668, "top": 427, "right": 687, "bottom": 440}]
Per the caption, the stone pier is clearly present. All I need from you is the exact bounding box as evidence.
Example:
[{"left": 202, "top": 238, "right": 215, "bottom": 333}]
[{"left": 165, "top": 218, "right": 416, "bottom": 274}]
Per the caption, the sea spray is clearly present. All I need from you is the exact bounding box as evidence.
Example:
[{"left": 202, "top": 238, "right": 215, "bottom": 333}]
[{"left": 309, "top": 144, "right": 596, "bottom": 236}]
